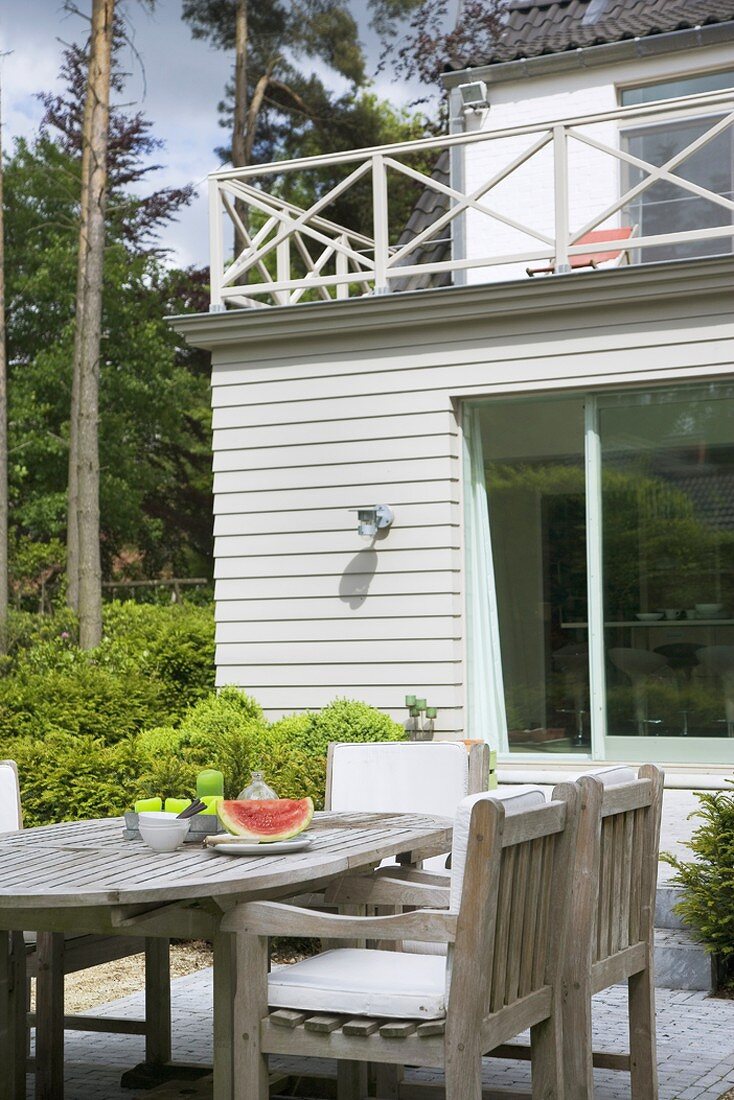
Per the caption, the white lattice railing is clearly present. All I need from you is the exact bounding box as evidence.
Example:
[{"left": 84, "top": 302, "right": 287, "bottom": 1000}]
[{"left": 208, "top": 88, "right": 734, "bottom": 310}]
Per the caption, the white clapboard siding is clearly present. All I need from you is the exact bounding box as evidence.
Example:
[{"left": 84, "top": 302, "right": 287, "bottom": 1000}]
[
  {"left": 212, "top": 663, "right": 460, "bottom": 687},
  {"left": 212, "top": 456, "right": 457, "bottom": 495},
  {"left": 212, "top": 409, "right": 454, "bottom": 451},
  {"left": 213, "top": 501, "right": 458, "bottom": 536},
  {"left": 214, "top": 548, "right": 459, "bottom": 578},
  {"left": 214, "top": 676, "right": 462, "bottom": 711},
  {"left": 210, "top": 336, "right": 734, "bottom": 409},
  {"left": 215, "top": 616, "right": 461, "bottom": 643},
  {"left": 215, "top": 593, "right": 462, "bottom": 622},
  {"left": 215, "top": 639, "right": 456, "bottom": 665},
  {"left": 212, "top": 433, "right": 456, "bottom": 470},
  {"left": 211, "top": 388, "right": 447, "bottom": 427},
  {"left": 213, "top": 480, "right": 459, "bottom": 515},
  {"left": 214, "top": 572, "right": 460, "bottom": 601},
  {"left": 214, "top": 527, "right": 459, "bottom": 557},
  {"left": 210, "top": 312, "right": 734, "bottom": 388}
]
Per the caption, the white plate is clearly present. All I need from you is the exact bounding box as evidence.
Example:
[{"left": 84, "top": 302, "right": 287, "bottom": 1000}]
[{"left": 210, "top": 837, "right": 312, "bottom": 855}]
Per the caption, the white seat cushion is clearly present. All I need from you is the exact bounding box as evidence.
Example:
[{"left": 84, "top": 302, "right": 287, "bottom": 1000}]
[
  {"left": 268, "top": 948, "right": 447, "bottom": 1020},
  {"left": 580, "top": 766, "right": 637, "bottom": 787}
]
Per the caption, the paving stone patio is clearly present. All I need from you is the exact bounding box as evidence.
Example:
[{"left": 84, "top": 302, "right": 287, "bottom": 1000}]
[{"left": 33, "top": 965, "right": 734, "bottom": 1100}]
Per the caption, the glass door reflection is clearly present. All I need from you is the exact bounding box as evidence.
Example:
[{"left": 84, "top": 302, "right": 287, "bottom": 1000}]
[
  {"left": 599, "top": 384, "right": 734, "bottom": 740},
  {"left": 479, "top": 396, "right": 590, "bottom": 753}
]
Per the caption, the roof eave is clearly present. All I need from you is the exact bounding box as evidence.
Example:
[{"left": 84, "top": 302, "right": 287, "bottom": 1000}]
[{"left": 441, "top": 21, "right": 734, "bottom": 90}]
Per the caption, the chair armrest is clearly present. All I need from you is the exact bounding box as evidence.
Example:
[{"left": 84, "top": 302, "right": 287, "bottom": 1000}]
[
  {"left": 220, "top": 901, "right": 457, "bottom": 942},
  {"left": 324, "top": 873, "right": 450, "bottom": 908}
]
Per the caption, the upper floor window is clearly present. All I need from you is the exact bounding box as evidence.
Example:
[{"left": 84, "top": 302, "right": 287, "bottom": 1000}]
[
  {"left": 620, "top": 69, "right": 734, "bottom": 106},
  {"left": 620, "top": 72, "right": 734, "bottom": 263}
]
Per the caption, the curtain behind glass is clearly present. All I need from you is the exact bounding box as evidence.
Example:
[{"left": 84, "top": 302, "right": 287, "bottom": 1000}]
[{"left": 463, "top": 406, "right": 508, "bottom": 748}]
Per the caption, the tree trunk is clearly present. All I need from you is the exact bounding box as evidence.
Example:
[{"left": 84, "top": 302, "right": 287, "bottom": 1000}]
[
  {"left": 76, "top": 0, "right": 114, "bottom": 650},
  {"left": 66, "top": 45, "right": 95, "bottom": 614},
  {"left": 0, "top": 77, "right": 8, "bottom": 654},
  {"left": 232, "top": 0, "right": 248, "bottom": 258}
]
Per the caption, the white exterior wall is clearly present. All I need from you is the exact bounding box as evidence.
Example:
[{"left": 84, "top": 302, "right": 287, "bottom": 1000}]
[
  {"left": 177, "top": 261, "right": 734, "bottom": 741},
  {"left": 459, "top": 43, "right": 734, "bottom": 282}
]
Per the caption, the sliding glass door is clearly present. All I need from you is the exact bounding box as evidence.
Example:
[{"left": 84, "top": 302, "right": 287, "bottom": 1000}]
[
  {"left": 599, "top": 385, "right": 734, "bottom": 760},
  {"left": 468, "top": 396, "right": 590, "bottom": 755},
  {"left": 466, "top": 380, "right": 734, "bottom": 763}
]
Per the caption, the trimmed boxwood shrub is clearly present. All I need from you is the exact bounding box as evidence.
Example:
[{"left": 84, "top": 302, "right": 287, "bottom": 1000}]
[
  {"left": 0, "top": 601, "right": 215, "bottom": 743},
  {"left": 663, "top": 782, "right": 734, "bottom": 986},
  {"left": 4, "top": 689, "right": 407, "bottom": 827}
]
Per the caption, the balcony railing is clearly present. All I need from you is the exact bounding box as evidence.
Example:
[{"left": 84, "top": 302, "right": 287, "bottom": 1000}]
[{"left": 207, "top": 88, "right": 734, "bottom": 310}]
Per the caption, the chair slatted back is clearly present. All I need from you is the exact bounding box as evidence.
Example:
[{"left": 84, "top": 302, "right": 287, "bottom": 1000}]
[
  {"left": 447, "top": 785, "right": 579, "bottom": 1030},
  {"left": 577, "top": 765, "right": 663, "bottom": 969}
]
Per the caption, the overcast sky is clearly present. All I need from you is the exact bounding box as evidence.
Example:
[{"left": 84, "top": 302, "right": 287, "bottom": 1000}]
[{"left": 0, "top": 0, "right": 421, "bottom": 268}]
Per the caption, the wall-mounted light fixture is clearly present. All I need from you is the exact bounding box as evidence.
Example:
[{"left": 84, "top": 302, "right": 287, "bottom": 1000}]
[
  {"left": 458, "top": 80, "right": 489, "bottom": 113},
  {"left": 351, "top": 504, "right": 394, "bottom": 539}
]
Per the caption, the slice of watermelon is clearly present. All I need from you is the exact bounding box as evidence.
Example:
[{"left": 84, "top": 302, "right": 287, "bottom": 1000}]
[{"left": 217, "top": 797, "right": 314, "bottom": 842}]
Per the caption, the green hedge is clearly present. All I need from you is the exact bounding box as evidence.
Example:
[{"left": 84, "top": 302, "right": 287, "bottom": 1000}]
[
  {"left": 0, "top": 601, "right": 215, "bottom": 743},
  {"left": 3, "top": 688, "right": 406, "bottom": 828},
  {"left": 0, "top": 605, "right": 406, "bottom": 827}
]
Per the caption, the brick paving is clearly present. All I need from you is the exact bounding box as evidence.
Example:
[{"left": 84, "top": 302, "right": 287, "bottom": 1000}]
[{"left": 31, "top": 966, "right": 734, "bottom": 1100}]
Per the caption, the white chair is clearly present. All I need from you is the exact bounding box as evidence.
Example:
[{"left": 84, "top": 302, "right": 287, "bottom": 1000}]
[
  {"left": 609, "top": 647, "right": 668, "bottom": 735},
  {"left": 0, "top": 760, "right": 172, "bottom": 1097},
  {"left": 0, "top": 760, "right": 23, "bottom": 835},
  {"left": 222, "top": 784, "right": 578, "bottom": 1100},
  {"left": 326, "top": 740, "right": 490, "bottom": 872}
]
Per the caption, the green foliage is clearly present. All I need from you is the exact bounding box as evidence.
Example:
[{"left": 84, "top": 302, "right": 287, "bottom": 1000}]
[
  {"left": 266, "top": 700, "right": 405, "bottom": 808},
  {"left": 2, "top": 666, "right": 406, "bottom": 824},
  {"left": 663, "top": 783, "right": 734, "bottom": 982},
  {"left": 5, "top": 126, "right": 212, "bottom": 583},
  {"left": 11, "top": 734, "right": 147, "bottom": 828},
  {"left": 0, "top": 602, "right": 215, "bottom": 743}
]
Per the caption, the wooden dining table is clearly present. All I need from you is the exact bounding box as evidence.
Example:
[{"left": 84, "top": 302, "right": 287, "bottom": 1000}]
[{"left": 0, "top": 809, "right": 452, "bottom": 1100}]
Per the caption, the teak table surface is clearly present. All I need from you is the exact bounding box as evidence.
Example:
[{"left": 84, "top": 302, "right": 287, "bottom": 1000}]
[{"left": 0, "top": 811, "right": 453, "bottom": 1099}]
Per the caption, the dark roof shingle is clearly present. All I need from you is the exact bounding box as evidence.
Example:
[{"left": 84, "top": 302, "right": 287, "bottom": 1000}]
[{"left": 456, "top": 0, "right": 734, "bottom": 67}]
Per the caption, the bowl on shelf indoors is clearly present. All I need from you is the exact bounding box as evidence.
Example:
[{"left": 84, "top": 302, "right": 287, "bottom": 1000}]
[
  {"left": 635, "top": 612, "right": 664, "bottom": 621},
  {"left": 694, "top": 603, "right": 724, "bottom": 618}
]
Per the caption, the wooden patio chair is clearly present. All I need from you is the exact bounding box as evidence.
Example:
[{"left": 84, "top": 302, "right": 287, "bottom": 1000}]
[
  {"left": 222, "top": 783, "right": 580, "bottom": 1100},
  {"left": 0, "top": 759, "right": 172, "bottom": 1097},
  {"left": 489, "top": 764, "right": 664, "bottom": 1100},
  {"left": 563, "top": 763, "right": 664, "bottom": 1100},
  {"left": 526, "top": 225, "right": 638, "bottom": 276}
]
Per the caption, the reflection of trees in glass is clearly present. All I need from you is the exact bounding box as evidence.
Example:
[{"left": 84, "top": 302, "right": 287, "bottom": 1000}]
[{"left": 485, "top": 461, "right": 734, "bottom": 620}]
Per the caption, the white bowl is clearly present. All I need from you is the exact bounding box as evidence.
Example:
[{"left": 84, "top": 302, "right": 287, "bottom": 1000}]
[
  {"left": 635, "top": 612, "right": 664, "bottom": 621},
  {"left": 695, "top": 603, "right": 724, "bottom": 615},
  {"left": 138, "top": 811, "right": 184, "bottom": 827},
  {"left": 139, "top": 816, "right": 191, "bottom": 852}
]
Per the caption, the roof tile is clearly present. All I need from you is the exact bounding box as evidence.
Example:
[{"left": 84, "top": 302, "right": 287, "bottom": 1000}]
[{"left": 455, "top": 0, "right": 734, "bottom": 67}]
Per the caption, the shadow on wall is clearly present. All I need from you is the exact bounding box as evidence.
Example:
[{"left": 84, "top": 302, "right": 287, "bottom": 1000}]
[{"left": 339, "top": 549, "right": 378, "bottom": 608}]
